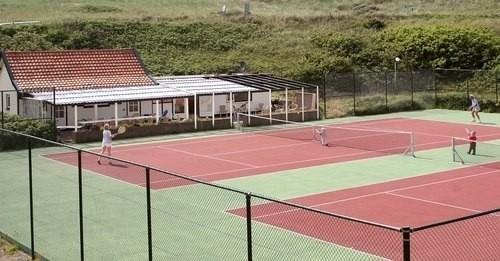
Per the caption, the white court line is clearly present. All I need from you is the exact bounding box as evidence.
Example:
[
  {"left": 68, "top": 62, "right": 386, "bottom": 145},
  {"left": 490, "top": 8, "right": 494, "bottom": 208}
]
[
  {"left": 47, "top": 128, "right": 498, "bottom": 190},
  {"left": 211, "top": 141, "right": 314, "bottom": 156},
  {"left": 144, "top": 149, "right": 383, "bottom": 186},
  {"left": 226, "top": 212, "right": 392, "bottom": 261},
  {"left": 213, "top": 131, "right": 413, "bottom": 157},
  {"left": 354, "top": 118, "right": 500, "bottom": 140},
  {"left": 251, "top": 169, "right": 499, "bottom": 220},
  {"left": 65, "top": 129, "right": 494, "bottom": 162},
  {"left": 77, "top": 118, "right": 406, "bottom": 154},
  {"left": 77, "top": 117, "right": 500, "bottom": 156},
  {"left": 385, "top": 192, "right": 497, "bottom": 214},
  {"left": 155, "top": 146, "right": 260, "bottom": 168},
  {"left": 135, "top": 139, "right": 451, "bottom": 187},
  {"left": 42, "top": 153, "right": 147, "bottom": 190},
  {"left": 47, "top": 136, "right": 456, "bottom": 191}
]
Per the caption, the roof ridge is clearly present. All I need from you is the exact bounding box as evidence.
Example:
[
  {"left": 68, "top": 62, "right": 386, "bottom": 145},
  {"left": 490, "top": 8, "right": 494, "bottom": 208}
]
[{"left": 4, "top": 48, "right": 134, "bottom": 55}]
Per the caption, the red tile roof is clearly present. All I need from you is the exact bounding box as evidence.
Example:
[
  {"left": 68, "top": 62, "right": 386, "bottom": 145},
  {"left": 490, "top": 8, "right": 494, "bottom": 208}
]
[{"left": 3, "top": 49, "right": 156, "bottom": 92}]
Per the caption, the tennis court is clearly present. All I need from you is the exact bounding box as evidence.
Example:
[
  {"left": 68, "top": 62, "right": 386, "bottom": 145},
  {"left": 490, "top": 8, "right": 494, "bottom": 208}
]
[
  {"left": 1, "top": 109, "right": 500, "bottom": 260},
  {"left": 47, "top": 116, "right": 500, "bottom": 189},
  {"left": 229, "top": 163, "right": 500, "bottom": 260}
]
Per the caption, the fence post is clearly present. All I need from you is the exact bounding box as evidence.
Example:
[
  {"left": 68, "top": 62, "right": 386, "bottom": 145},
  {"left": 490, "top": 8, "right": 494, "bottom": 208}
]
[
  {"left": 78, "top": 150, "right": 84, "bottom": 261},
  {"left": 410, "top": 71, "right": 414, "bottom": 108},
  {"left": 146, "top": 167, "right": 153, "bottom": 261},
  {"left": 323, "top": 71, "right": 327, "bottom": 119},
  {"left": 402, "top": 227, "right": 411, "bottom": 261},
  {"left": 465, "top": 80, "right": 469, "bottom": 105},
  {"left": 52, "top": 88, "right": 57, "bottom": 141},
  {"left": 28, "top": 139, "right": 35, "bottom": 260},
  {"left": 496, "top": 70, "right": 498, "bottom": 103},
  {"left": 384, "top": 71, "right": 388, "bottom": 111},
  {"left": 433, "top": 70, "right": 437, "bottom": 106},
  {"left": 246, "top": 193, "right": 253, "bottom": 261},
  {"left": 352, "top": 72, "right": 356, "bottom": 116},
  {"left": 1, "top": 91, "right": 4, "bottom": 129}
]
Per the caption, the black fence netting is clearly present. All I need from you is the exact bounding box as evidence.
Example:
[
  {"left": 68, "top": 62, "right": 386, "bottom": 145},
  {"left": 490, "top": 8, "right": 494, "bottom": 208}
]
[
  {"left": 434, "top": 69, "right": 499, "bottom": 111},
  {"left": 323, "top": 72, "right": 355, "bottom": 118},
  {"left": 412, "top": 70, "right": 435, "bottom": 109},
  {"left": 0, "top": 135, "right": 31, "bottom": 256},
  {"left": 151, "top": 169, "right": 248, "bottom": 261},
  {"left": 320, "top": 69, "right": 498, "bottom": 119},
  {"left": 81, "top": 151, "right": 150, "bottom": 260},
  {"left": 1, "top": 128, "right": 500, "bottom": 261},
  {"left": 411, "top": 209, "right": 500, "bottom": 261},
  {"left": 247, "top": 196, "right": 402, "bottom": 261},
  {"left": 31, "top": 141, "right": 80, "bottom": 260}
]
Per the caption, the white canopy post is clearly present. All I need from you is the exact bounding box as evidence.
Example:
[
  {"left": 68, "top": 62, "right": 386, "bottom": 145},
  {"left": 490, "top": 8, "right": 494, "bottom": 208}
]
[
  {"left": 268, "top": 89, "right": 272, "bottom": 124},
  {"left": 114, "top": 102, "right": 118, "bottom": 126},
  {"left": 316, "top": 86, "right": 320, "bottom": 120},
  {"left": 247, "top": 90, "right": 251, "bottom": 124},
  {"left": 156, "top": 100, "right": 160, "bottom": 125},
  {"left": 172, "top": 98, "right": 176, "bottom": 119},
  {"left": 301, "top": 87, "right": 305, "bottom": 122},
  {"left": 212, "top": 92, "right": 215, "bottom": 127},
  {"left": 94, "top": 104, "right": 98, "bottom": 121},
  {"left": 41, "top": 103, "right": 46, "bottom": 119},
  {"left": 184, "top": 97, "right": 189, "bottom": 120},
  {"left": 74, "top": 105, "right": 78, "bottom": 132},
  {"left": 229, "top": 92, "right": 233, "bottom": 127},
  {"left": 285, "top": 88, "right": 288, "bottom": 121},
  {"left": 194, "top": 93, "right": 198, "bottom": 129}
]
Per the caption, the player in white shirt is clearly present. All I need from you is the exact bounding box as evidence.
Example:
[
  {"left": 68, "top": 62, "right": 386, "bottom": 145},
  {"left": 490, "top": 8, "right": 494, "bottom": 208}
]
[
  {"left": 97, "top": 123, "right": 117, "bottom": 164},
  {"left": 468, "top": 94, "right": 481, "bottom": 123},
  {"left": 315, "top": 127, "right": 328, "bottom": 146}
]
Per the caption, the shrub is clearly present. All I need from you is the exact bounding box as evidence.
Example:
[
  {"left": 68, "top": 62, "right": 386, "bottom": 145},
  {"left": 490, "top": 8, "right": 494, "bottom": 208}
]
[
  {"left": 375, "top": 25, "right": 500, "bottom": 70},
  {"left": 0, "top": 114, "right": 56, "bottom": 150}
]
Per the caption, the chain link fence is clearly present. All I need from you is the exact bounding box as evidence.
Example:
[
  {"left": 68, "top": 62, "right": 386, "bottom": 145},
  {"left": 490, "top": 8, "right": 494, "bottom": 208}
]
[
  {"left": 320, "top": 69, "right": 499, "bottom": 119},
  {"left": 1, "top": 128, "right": 499, "bottom": 260}
]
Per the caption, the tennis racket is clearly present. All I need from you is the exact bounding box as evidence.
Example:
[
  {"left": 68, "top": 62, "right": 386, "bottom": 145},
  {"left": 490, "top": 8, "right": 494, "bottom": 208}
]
[
  {"left": 117, "top": 125, "right": 127, "bottom": 135},
  {"left": 465, "top": 128, "right": 470, "bottom": 135}
]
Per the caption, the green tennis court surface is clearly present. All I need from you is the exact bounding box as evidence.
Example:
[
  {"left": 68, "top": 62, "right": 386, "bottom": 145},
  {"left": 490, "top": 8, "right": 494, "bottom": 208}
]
[{"left": 1, "top": 109, "right": 499, "bottom": 260}]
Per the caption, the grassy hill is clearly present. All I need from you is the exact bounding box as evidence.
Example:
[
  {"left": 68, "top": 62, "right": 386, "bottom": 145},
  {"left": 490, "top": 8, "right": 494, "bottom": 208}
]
[
  {"left": 2, "top": 0, "right": 499, "bottom": 22},
  {"left": 0, "top": 0, "right": 499, "bottom": 81}
]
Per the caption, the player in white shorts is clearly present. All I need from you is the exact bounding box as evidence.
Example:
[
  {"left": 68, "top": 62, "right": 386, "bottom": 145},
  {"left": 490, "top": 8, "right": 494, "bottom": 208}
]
[
  {"left": 315, "top": 127, "right": 328, "bottom": 146},
  {"left": 468, "top": 94, "right": 481, "bottom": 123},
  {"left": 97, "top": 123, "right": 117, "bottom": 164}
]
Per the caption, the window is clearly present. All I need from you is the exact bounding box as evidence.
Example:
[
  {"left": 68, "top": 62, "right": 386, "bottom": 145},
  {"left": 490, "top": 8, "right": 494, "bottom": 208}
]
[
  {"left": 233, "top": 92, "right": 250, "bottom": 102},
  {"left": 5, "top": 94, "right": 10, "bottom": 111},
  {"left": 128, "top": 101, "right": 139, "bottom": 113},
  {"left": 55, "top": 106, "right": 65, "bottom": 118}
]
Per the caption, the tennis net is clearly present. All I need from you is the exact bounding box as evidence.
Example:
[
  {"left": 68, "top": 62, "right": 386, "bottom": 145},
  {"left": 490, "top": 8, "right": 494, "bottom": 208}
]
[
  {"left": 236, "top": 113, "right": 415, "bottom": 156},
  {"left": 452, "top": 137, "right": 500, "bottom": 169}
]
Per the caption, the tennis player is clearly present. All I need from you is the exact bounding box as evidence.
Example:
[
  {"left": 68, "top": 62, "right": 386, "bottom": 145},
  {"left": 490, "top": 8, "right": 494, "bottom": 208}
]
[
  {"left": 316, "top": 127, "right": 328, "bottom": 146},
  {"left": 468, "top": 94, "right": 481, "bottom": 123},
  {"left": 467, "top": 129, "right": 477, "bottom": 155},
  {"left": 97, "top": 123, "right": 117, "bottom": 164}
]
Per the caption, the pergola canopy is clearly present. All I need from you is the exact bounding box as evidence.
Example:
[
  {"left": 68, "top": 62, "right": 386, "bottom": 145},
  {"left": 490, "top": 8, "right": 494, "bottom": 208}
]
[
  {"left": 28, "top": 74, "right": 316, "bottom": 106},
  {"left": 213, "top": 74, "right": 317, "bottom": 91}
]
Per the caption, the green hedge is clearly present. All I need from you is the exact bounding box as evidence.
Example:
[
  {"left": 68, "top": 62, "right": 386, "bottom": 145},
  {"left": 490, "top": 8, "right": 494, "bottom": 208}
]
[
  {"left": 0, "top": 114, "right": 56, "bottom": 150},
  {"left": 1, "top": 21, "right": 498, "bottom": 82}
]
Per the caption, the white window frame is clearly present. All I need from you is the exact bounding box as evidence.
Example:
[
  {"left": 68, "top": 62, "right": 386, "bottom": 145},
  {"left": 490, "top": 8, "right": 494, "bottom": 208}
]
[
  {"left": 128, "top": 101, "right": 139, "bottom": 114},
  {"left": 55, "top": 106, "right": 65, "bottom": 118},
  {"left": 5, "top": 94, "right": 10, "bottom": 111}
]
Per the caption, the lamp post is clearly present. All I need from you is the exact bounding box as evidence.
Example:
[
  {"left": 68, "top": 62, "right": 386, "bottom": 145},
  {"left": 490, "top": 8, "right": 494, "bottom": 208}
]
[{"left": 394, "top": 57, "right": 401, "bottom": 88}]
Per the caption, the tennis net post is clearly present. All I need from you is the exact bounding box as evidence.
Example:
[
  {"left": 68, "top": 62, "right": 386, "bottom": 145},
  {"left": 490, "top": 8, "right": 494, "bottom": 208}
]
[
  {"left": 451, "top": 137, "right": 464, "bottom": 164},
  {"left": 451, "top": 136, "right": 500, "bottom": 169}
]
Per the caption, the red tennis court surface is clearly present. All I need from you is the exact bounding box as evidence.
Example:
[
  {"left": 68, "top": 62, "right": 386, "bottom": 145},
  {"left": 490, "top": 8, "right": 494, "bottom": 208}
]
[
  {"left": 47, "top": 117, "right": 500, "bottom": 189},
  {"left": 229, "top": 164, "right": 500, "bottom": 260}
]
